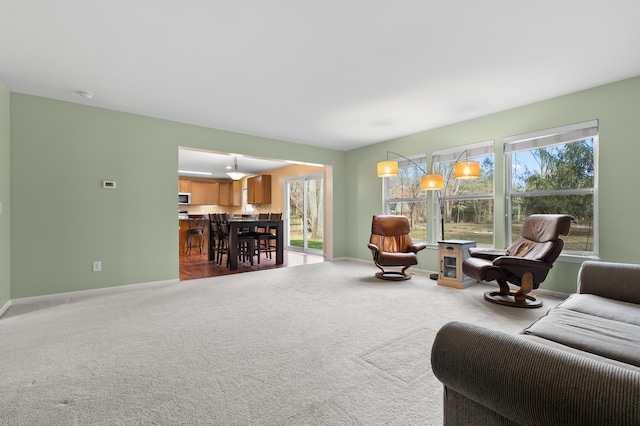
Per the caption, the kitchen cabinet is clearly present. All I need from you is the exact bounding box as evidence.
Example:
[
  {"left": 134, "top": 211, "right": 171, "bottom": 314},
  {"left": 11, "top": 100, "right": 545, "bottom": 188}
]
[
  {"left": 247, "top": 174, "right": 271, "bottom": 204},
  {"left": 218, "top": 182, "right": 230, "bottom": 206},
  {"left": 205, "top": 182, "right": 219, "bottom": 205},
  {"left": 179, "top": 179, "right": 191, "bottom": 193},
  {"left": 178, "top": 178, "right": 239, "bottom": 206},
  {"left": 217, "top": 181, "right": 241, "bottom": 206},
  {"left": 189, "top": 181, "right": 220, "bottom": 205},
  {"left": 190, "top": 181, "right": 207, "bottom": 205},
  {"left": 230, "top": 181, "right": 241, "bottom": 206}
]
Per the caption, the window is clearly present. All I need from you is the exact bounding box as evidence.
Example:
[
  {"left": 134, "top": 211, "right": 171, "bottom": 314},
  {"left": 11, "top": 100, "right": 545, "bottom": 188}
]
[
  {"left": 433, "top": 142, "right": 495, "bottom": 245},
  {"left": 383, "top": 155, "right": 427, "bottom": 241},
  {"left": 505, "top": 120, "right": 598, "bottom": 258}
]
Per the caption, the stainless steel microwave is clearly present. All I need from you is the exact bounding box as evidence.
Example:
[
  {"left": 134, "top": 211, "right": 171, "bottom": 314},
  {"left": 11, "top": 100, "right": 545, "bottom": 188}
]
[{"left": 178, "top": 192, "right": 191, "bottom": 205}]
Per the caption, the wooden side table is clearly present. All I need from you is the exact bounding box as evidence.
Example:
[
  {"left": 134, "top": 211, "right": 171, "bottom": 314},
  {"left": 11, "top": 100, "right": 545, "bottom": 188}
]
[{"left": 437, "top": 240, "right": 477, "bottom": 289}]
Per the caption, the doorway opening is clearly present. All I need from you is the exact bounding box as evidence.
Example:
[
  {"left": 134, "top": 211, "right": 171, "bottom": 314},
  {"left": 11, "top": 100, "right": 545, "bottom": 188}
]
[
  {"left": 286, "top": 173, "right": 324, "bottom": 255},
  {"left": 178, "top": 148, "right": 331, "bottom": 280}
]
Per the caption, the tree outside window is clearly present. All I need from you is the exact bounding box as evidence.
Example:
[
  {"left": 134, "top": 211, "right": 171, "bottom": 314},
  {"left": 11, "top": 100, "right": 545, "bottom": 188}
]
[
  {"left": 436, "top": 155, "right": 494, "bottom": 244},
  {"left": 384, "top": 157, "right": 427, "bottom": 241},
  {"left": 433, "top": 142, "right": 495, "bottom": 245},
  {"left": 509, "top": 138, "right": 595, "bottom": 254}
]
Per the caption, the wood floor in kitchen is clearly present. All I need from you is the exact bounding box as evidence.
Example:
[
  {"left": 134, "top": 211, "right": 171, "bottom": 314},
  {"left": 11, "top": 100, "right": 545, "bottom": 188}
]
[{"left": 179, "top": 249, "right": 325, "bottom": 280}]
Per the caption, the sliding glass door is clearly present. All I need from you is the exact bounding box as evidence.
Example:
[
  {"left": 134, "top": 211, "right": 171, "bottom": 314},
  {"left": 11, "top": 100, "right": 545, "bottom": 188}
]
[{"left": 286, "top": 174, "right": 324, "bottom": 254}]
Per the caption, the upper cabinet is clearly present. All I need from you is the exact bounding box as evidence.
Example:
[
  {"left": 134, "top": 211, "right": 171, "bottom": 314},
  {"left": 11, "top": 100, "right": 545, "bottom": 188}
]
[
  {"left": 190, "top": 181, "right": 207, "bottom": 205},
  {"left": 179, "top": 178, "right": 241, "bottom": 206},
  {"left": 247, "top": 174, "right": 271, "bottom": 205},
  {"left": 179, "top": 180, "right": 191, "bottom": 193},
  {"left": 205, "top": 182, "right": 219, "bottom": 205},
  {"left": 218, "top": 181, "right": 230, "bottom": 206},
  {"left": 218, "top": 181, "right": 242, "bottom": 206},
  {"left": 230, "top": 181, "right": 242, "bottom": 206}
]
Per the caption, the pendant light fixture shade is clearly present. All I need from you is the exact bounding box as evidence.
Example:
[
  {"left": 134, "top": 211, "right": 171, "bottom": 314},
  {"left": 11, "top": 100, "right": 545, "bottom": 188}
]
[
  {"left": 377, "top": 160, "right": 399, "bottom": 177},
  {"left": 454, "top": 161, "right": 481, "bottom": 179},
  {"left": 376, "top": 149, "right": 480, "bottom": 241},
  {"left": 422, "top": 174, "right": 443, "bottom": 190},
  {"left": 226, "top": 157, "right": 246, "bottom": 180}
]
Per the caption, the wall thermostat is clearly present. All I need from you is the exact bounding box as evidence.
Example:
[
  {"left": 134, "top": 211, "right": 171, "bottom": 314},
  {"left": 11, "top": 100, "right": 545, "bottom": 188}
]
[{"left": 102, "top": 180, "right": 116, "bottom": 189}]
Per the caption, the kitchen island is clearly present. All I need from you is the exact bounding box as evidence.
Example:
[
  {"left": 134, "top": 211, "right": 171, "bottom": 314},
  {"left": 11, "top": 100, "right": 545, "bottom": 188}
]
[{"left": 179, "top": 216, "right": 209, "bottom": 255}]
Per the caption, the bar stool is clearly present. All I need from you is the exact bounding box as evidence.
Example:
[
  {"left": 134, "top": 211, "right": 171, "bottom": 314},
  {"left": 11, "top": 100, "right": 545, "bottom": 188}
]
[
  {"left": 257, "top": 212, "right": 281, "bottom": 260},
  {"left": 212, "top": 213, "right": 229, "bottom": 264},
  {"left": 208, "top": 214, "right": 220, "bottom": 263},
  {"left": 254, "top": 213, "right": 271, "bottom": 262},
  {"left": 217, "top": 221, "right": 256, "bottom": 267},
  {"left": 237, "top": 220, "right": 259, "bottom": 265},
  {"left": 186, "top": 217, "right": 206, "bottom": 255}
]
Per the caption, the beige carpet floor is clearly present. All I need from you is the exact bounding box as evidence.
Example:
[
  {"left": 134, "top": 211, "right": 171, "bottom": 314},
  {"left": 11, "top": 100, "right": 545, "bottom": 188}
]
[{"left": 0, "top": 260, "right": 562, "bottom": 425}]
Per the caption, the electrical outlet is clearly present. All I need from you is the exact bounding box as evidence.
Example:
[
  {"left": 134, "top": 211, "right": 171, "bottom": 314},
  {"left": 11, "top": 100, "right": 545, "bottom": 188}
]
[{"left": 92, "top": 261, "right": 102, "bottom": 272}]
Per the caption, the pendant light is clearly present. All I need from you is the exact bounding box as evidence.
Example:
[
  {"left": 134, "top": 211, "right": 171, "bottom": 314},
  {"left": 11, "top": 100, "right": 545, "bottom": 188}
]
[{"left": 226, "top": 157, "right": 246, "bottom": 180}]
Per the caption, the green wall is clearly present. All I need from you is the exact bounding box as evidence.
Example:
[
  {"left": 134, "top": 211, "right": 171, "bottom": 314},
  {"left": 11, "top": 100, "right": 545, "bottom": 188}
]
[
  {"left": 10, "top": 94, "right": 347, "bottom": 298},
  {"left": 8, "top": 76, "right": 640, "bottom": 299},
  {"left": 346, "top": 76, "right": 640, "bottom": 294},
  {"left": 0, "top": 80, "right": 9, "bottom": 308}
]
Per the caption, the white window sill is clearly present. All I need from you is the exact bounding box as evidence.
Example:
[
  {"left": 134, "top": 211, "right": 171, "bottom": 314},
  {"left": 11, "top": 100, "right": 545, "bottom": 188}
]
[
  {"left": 558, "top": 253, "right": 600, "bottom": 263},
  {"left": 424, "top": 243, "right": 597, "bottom": 263}
]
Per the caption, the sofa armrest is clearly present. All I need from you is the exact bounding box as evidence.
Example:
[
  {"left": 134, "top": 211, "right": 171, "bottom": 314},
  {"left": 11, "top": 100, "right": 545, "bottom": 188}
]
[
  {"left": 578, "top": 261, "right": 640, "bottom": 304},
  {"left": 431, "top": 321, "right": 640, "bottom": 426}
]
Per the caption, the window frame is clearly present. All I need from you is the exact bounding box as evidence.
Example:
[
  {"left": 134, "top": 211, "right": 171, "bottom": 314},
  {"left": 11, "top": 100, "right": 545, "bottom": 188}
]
[
  {"left": 504, "top": 120, "right": 599, "bottom": 261},
  {"left": 432, "top": 141, "right": 495, "bottom": 246},
  {"left": 382, "top": 154, "right": 428, "bottom": 242}
]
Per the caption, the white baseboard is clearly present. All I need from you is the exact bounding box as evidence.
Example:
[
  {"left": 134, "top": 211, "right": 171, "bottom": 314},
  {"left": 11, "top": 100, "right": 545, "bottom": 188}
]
[
  {"left": 476, "top": 280, "right": 569, "bottom": 299},
  {"left": 534, "top": 287, "right": 570, "bottom": 299},
  {"left": 333, "top": 256, "right": 368, "bottom": 264},
  {"left": 10, "top": 279, "right": 180, "bottom": 308},
  {"left": 336, "top": 257, "right": 439, "bottom": 278},
  {"left": 336, "top": 258, "right": 570, "bottom": 296},
  {"left": 0, "top": 299, "right": 11, "bottom": 318}
]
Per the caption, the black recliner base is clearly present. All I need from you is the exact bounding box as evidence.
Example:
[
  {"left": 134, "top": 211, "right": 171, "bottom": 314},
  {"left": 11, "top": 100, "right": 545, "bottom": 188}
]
[
  {"left": 484, "top": 291, "right": 542, "bottom": 308},
  {"left": 375, "top": 270, "right": 412, "bottom": 281},
  {"left": 482, "top": 272, "right": 543, "bottom": 308}
]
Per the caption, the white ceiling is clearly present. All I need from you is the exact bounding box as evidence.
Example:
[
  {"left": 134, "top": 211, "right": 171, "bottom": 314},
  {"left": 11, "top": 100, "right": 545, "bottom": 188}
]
[
  {"left": 178, "top": 148, "right": 290, "bottom": 180},
  {"left": 2, "top": 1, "right": 640, "bottom": 151}
]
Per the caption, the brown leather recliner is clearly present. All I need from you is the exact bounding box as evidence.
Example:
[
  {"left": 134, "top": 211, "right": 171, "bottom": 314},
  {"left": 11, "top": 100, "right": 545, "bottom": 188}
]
[
  {"left": 368, "top": 215, "right": 427, "bottom": 281},
  {"left": 463, "top": 214, "right": 574, "bottom": 308}
]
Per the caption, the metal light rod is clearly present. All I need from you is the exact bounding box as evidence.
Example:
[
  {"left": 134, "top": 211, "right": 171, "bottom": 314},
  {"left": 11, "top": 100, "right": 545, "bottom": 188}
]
[
  {"left": 438, "top": 149, "right": 480, "bottom": 240},
  {"left": 377, "top": 149, "right": 479, "bottom": 241},
  {"left": 378, "top": 151, "right": 427, "bottom": 176}
]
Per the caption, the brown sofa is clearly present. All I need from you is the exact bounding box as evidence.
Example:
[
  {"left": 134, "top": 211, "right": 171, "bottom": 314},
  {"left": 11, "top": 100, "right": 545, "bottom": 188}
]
[{"left": 431, "top": 261, "right": 640, "bottom": 425}]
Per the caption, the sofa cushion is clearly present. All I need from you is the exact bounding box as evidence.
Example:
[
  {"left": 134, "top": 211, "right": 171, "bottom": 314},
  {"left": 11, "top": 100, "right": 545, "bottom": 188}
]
[
  {"left": 523, "top": 308, "right": 640, "bottom": 367},
  {"left": 558, "top": 293, "right": 640, "bottom": 325},
  {"left": 519, "top": 334, "right": 640, "bottom": 373}
]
